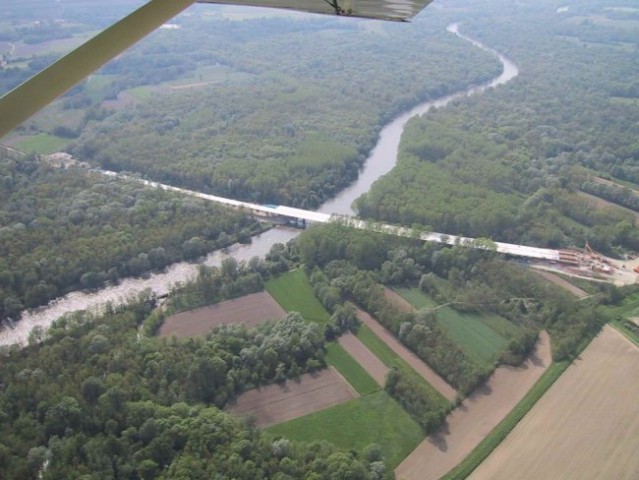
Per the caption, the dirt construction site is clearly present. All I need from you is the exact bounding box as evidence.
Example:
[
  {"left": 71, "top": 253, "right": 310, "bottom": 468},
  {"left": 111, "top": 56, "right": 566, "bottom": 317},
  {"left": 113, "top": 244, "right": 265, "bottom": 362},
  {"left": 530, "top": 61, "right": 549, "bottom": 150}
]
[{"left": 531, "top": 242, "right": 639, "bottom": 286}]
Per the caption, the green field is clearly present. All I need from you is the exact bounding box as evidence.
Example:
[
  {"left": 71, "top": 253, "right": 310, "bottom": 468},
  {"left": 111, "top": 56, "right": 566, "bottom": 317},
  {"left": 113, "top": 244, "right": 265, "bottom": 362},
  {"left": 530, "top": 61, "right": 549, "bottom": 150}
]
[
  {"left": 267, "top": 391, "right": 424, "bottom": 469},
  {"left": 435, "top": 307, "right": 510, "bottom": 365},
  {"left": 325, "top": 342, "right": 380, "bottom": 395},
  {"left": 13, "top": 133, "right": 68, "bottom": 154},
  {"left": 356, "top": 323, "right": 448, "bottom": 408},
  {"left": 606, "top": 291, "right": 639, "bottom": 318},
  {"left": 393, "top": 286, "right": 438, "bottom": 309},
  {"left": 266, "top": 269, "right": 331, "bottom": 324},
  {"left": 127, "top": 85, "right": 155, "bottom": 101},
  {"left": 610, "top": 318, "right": 639, "bottom": 347}
]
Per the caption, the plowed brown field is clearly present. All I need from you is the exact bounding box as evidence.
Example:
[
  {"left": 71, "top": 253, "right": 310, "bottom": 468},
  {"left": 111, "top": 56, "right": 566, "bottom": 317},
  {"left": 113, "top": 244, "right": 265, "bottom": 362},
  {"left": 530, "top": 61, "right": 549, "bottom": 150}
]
[
  {"left": 469, "top": 326, "right": 639, "bottom": 480},
  {"left": 395, "top": 331, "right": 551, "bottom": 480},
  {"left": 228, "top": 367, "right": 358, "bottom": 427},
  {"left": 159, "top": 291, "right": 285, "bottom": 337},
  {"left": 338, "top": 332, "right": 389, "bottom": 386}
]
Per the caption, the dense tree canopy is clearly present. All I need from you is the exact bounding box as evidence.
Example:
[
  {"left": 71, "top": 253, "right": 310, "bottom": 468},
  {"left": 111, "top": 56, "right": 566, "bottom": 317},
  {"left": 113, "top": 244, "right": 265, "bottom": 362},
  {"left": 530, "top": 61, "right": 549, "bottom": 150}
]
[
  {"left": 356, "top": 0, "right": 639, "bottom": 254},
  {"left": 0, "top": 294, "right": 396, "bottom": 480},
  {"left": 0, "top": 150, "right": 259, "bottom": 324},
  {"left": 52, "top": 10, "right": 503, "bottom": 208}
]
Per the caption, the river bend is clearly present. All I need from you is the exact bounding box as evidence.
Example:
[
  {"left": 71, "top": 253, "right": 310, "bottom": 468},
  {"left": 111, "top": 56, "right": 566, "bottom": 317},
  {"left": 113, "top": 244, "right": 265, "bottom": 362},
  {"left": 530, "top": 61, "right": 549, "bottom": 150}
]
[{"left": 0, "top": 24, "right": 518, "bottom": 346}]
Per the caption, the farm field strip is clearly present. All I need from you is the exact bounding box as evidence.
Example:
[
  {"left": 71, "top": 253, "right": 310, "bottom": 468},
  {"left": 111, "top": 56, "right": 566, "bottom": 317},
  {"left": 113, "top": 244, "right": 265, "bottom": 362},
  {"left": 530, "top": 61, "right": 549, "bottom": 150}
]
[
  {"left": 383, "top": 287, "right": 416, "bottom": 312},
  {"left": 265, "top": 269, "right": 331, "bottom": 324},
  {"left": 159, "top": 291, "right": 285, "bottom": 337},
  {"left": 267, "top": 391, "right": 424, "bottom": 469},
  {"left": 392, "top": 286, "right": 438, "bottom": 309},
  {"left": 357, "top": 309, "right": 457, "bottom": 401},
  {"left": 469, "top": 327, "right": 639, "bottom": 480},
  {"left": 338, "top": 332, "right": 389, "bottom": 387},
  {"left": 228, "top": 367, "right": 357, "bottom": 428},
  {"left": 395, "top": 331, "right": 551, "bottom": 480},
  {"left": 532, "top": 268, "right": 589, "bottom": 298},
  {"left": 325, "top": 342, "right": 380, "bottom": 395},
  {"left": 435, "top": 306, "right": 508, "bottom": 364}
]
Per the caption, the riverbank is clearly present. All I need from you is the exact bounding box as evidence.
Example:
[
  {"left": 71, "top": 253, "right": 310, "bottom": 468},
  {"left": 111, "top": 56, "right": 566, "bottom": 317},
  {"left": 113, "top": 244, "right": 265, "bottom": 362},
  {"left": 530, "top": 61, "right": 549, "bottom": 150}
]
[{"left": 0, "top": 24, "right": 518, "bottom": 347}]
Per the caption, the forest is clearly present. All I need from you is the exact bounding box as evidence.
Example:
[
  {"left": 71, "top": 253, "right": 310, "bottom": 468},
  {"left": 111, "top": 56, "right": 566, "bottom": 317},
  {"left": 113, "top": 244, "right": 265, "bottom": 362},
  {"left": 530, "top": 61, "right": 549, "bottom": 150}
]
[
  {"left": 0, "top": 149, "right": 259, "bottom": 324},
  {"left": 4, "top": 7, "right": 502, "bottom": 208},
  {"left": 0, "top": 291, "right": 393, "bottom": 479},
  {"left": 355, "top": 0, "right": 639, "bottom": 255}
]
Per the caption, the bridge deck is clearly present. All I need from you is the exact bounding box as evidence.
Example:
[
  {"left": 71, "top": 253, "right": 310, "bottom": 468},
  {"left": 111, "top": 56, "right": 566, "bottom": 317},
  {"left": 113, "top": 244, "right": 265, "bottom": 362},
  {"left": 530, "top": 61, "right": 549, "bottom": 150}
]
[{"left": 102, "top": 170, "right": 560, "bottom": 262}]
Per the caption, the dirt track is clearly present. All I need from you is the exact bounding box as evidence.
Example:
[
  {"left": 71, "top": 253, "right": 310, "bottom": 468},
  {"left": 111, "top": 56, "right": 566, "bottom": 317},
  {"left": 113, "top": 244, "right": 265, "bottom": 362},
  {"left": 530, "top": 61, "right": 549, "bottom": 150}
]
[
  {"left": 338, "top": 332, "right": 389, "bottom": 386},
  {"left": 159, "top": 291, "right": 285, "bottom": 337},
  {"left": 469, "top": 326, "right": 639, "bottom": 480},
  {"left": 532, "top": 269, "right": 589, "bottom": 298},
  {"left": 395, "top": 331, "right": 551, "bottom": 480},
  {"left": 356, "top": 309, "right": 457, "bottom": 401},
  {"left": 228, "top": 367, "right": 358, "bottom": 427}
]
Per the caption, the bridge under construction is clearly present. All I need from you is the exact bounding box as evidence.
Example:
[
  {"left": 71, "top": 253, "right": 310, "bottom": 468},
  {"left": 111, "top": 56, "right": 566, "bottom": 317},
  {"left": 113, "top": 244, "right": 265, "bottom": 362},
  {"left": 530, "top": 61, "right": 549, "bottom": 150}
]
[
  {"left": 96, "top": 169, "right": 639, "bottom": 284},
  {"left": 102, "top": 170, "right": 560, "bottom": 261}
]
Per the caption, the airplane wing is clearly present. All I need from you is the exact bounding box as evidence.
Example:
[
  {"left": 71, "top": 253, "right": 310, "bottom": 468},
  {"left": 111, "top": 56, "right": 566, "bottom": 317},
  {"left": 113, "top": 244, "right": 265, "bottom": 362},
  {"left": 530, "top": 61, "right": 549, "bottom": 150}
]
[
  {"left": 198, "top": 0, "right": 433, "bottom": 22},
  {"left": 0, "top": 0, "right": 433, "bottom": 139}
]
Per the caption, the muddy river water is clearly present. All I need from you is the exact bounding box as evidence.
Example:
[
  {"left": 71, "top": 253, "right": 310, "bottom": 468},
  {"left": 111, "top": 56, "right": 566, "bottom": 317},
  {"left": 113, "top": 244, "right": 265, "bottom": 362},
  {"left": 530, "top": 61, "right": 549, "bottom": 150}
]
[{"left": 0, "top": 24, "right": 518, "bottom": 346}]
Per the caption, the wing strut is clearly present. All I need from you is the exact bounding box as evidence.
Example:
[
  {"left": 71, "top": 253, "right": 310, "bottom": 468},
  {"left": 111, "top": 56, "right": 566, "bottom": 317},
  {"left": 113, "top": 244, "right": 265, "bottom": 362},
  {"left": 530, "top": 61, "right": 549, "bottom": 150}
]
[{"left": 0, "top": 0, "right": 196, "bottom": 139}]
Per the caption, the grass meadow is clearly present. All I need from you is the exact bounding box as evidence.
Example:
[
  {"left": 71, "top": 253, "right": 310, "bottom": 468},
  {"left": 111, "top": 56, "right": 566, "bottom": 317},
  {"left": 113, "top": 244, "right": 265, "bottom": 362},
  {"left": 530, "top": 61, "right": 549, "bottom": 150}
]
[
  {"left": 325, "top": 342, "right": 380, "bottom": 395},
  {"left": 14, "top": 133, "right": 68, "bottom": 154},
  {"left": 268, "top": 391, "right": 424, "bottom": 469},
  {"left": 265, "top": 269, "right": 331, "bottom": 324}
]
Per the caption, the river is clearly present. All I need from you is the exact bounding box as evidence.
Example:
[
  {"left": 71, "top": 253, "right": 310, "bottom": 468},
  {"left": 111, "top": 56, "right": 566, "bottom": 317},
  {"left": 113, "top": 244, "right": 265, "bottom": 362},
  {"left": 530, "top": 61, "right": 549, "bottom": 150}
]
[{"left": 0, "top": 24, "right": 518, "bottom": 347}]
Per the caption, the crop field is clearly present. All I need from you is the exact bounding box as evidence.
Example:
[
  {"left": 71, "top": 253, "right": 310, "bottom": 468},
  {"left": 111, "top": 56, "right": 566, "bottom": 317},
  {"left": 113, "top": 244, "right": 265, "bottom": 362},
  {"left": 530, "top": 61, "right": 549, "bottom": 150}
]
[
  {"left": 268, "top": 391, "right": 424, "bottom": 469},
  {"left": 337, "top": 332, "right": 389, "bottom": 387},
  {"left": 607, "top": 290, "right": 639, "bottom": 317},
  {"left": 12, "top": 33, "right": 97, "bottom": 57},
  {"left": 228, "top": 367, "right": 357, "bottom": 428},
  {"left": 265, "top": 269, "right": 330, "bottom": 324},
  {"left": 383, "top": 287, "right": 415, "bottom": 312},
  {"left": 392, "top": 286, "right": 438, "bottom": 309},
  {"left": 469, "top": 327, "right": 639, "bottom": 480},
  {"left": 325, "top": 342, "right": 380, "bottom": 395},
  {"left": 159, "top": 291, "right": 285, "bottom": 337},
  {"left": 13, "top": 133, "right": 68, "bottom": 154},
  {"left": 357, "top": 309, "right": 457, "bottom": 402},
  {"left": 395, "top": 331, "right": 551, "bottom": 480},
  {"left": 435, "top": 307, "right": 514, "bottom": 364},
  {"left": 391, "top": 286, "right": 519, "bottom": 364}
]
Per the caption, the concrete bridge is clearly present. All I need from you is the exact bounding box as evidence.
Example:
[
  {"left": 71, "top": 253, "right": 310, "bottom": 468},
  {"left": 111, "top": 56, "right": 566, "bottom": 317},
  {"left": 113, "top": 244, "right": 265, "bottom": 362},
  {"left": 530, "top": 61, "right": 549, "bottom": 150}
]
[{"left": 100, "top": 170, "right": 561, "bottom": 262}]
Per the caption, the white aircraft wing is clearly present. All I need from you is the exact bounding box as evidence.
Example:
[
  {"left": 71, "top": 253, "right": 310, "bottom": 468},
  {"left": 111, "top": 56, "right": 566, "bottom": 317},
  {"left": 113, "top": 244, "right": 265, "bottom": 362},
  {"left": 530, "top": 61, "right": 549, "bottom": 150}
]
[{"left": 198, "top": 0, "right": 433, "bottom": 22}]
